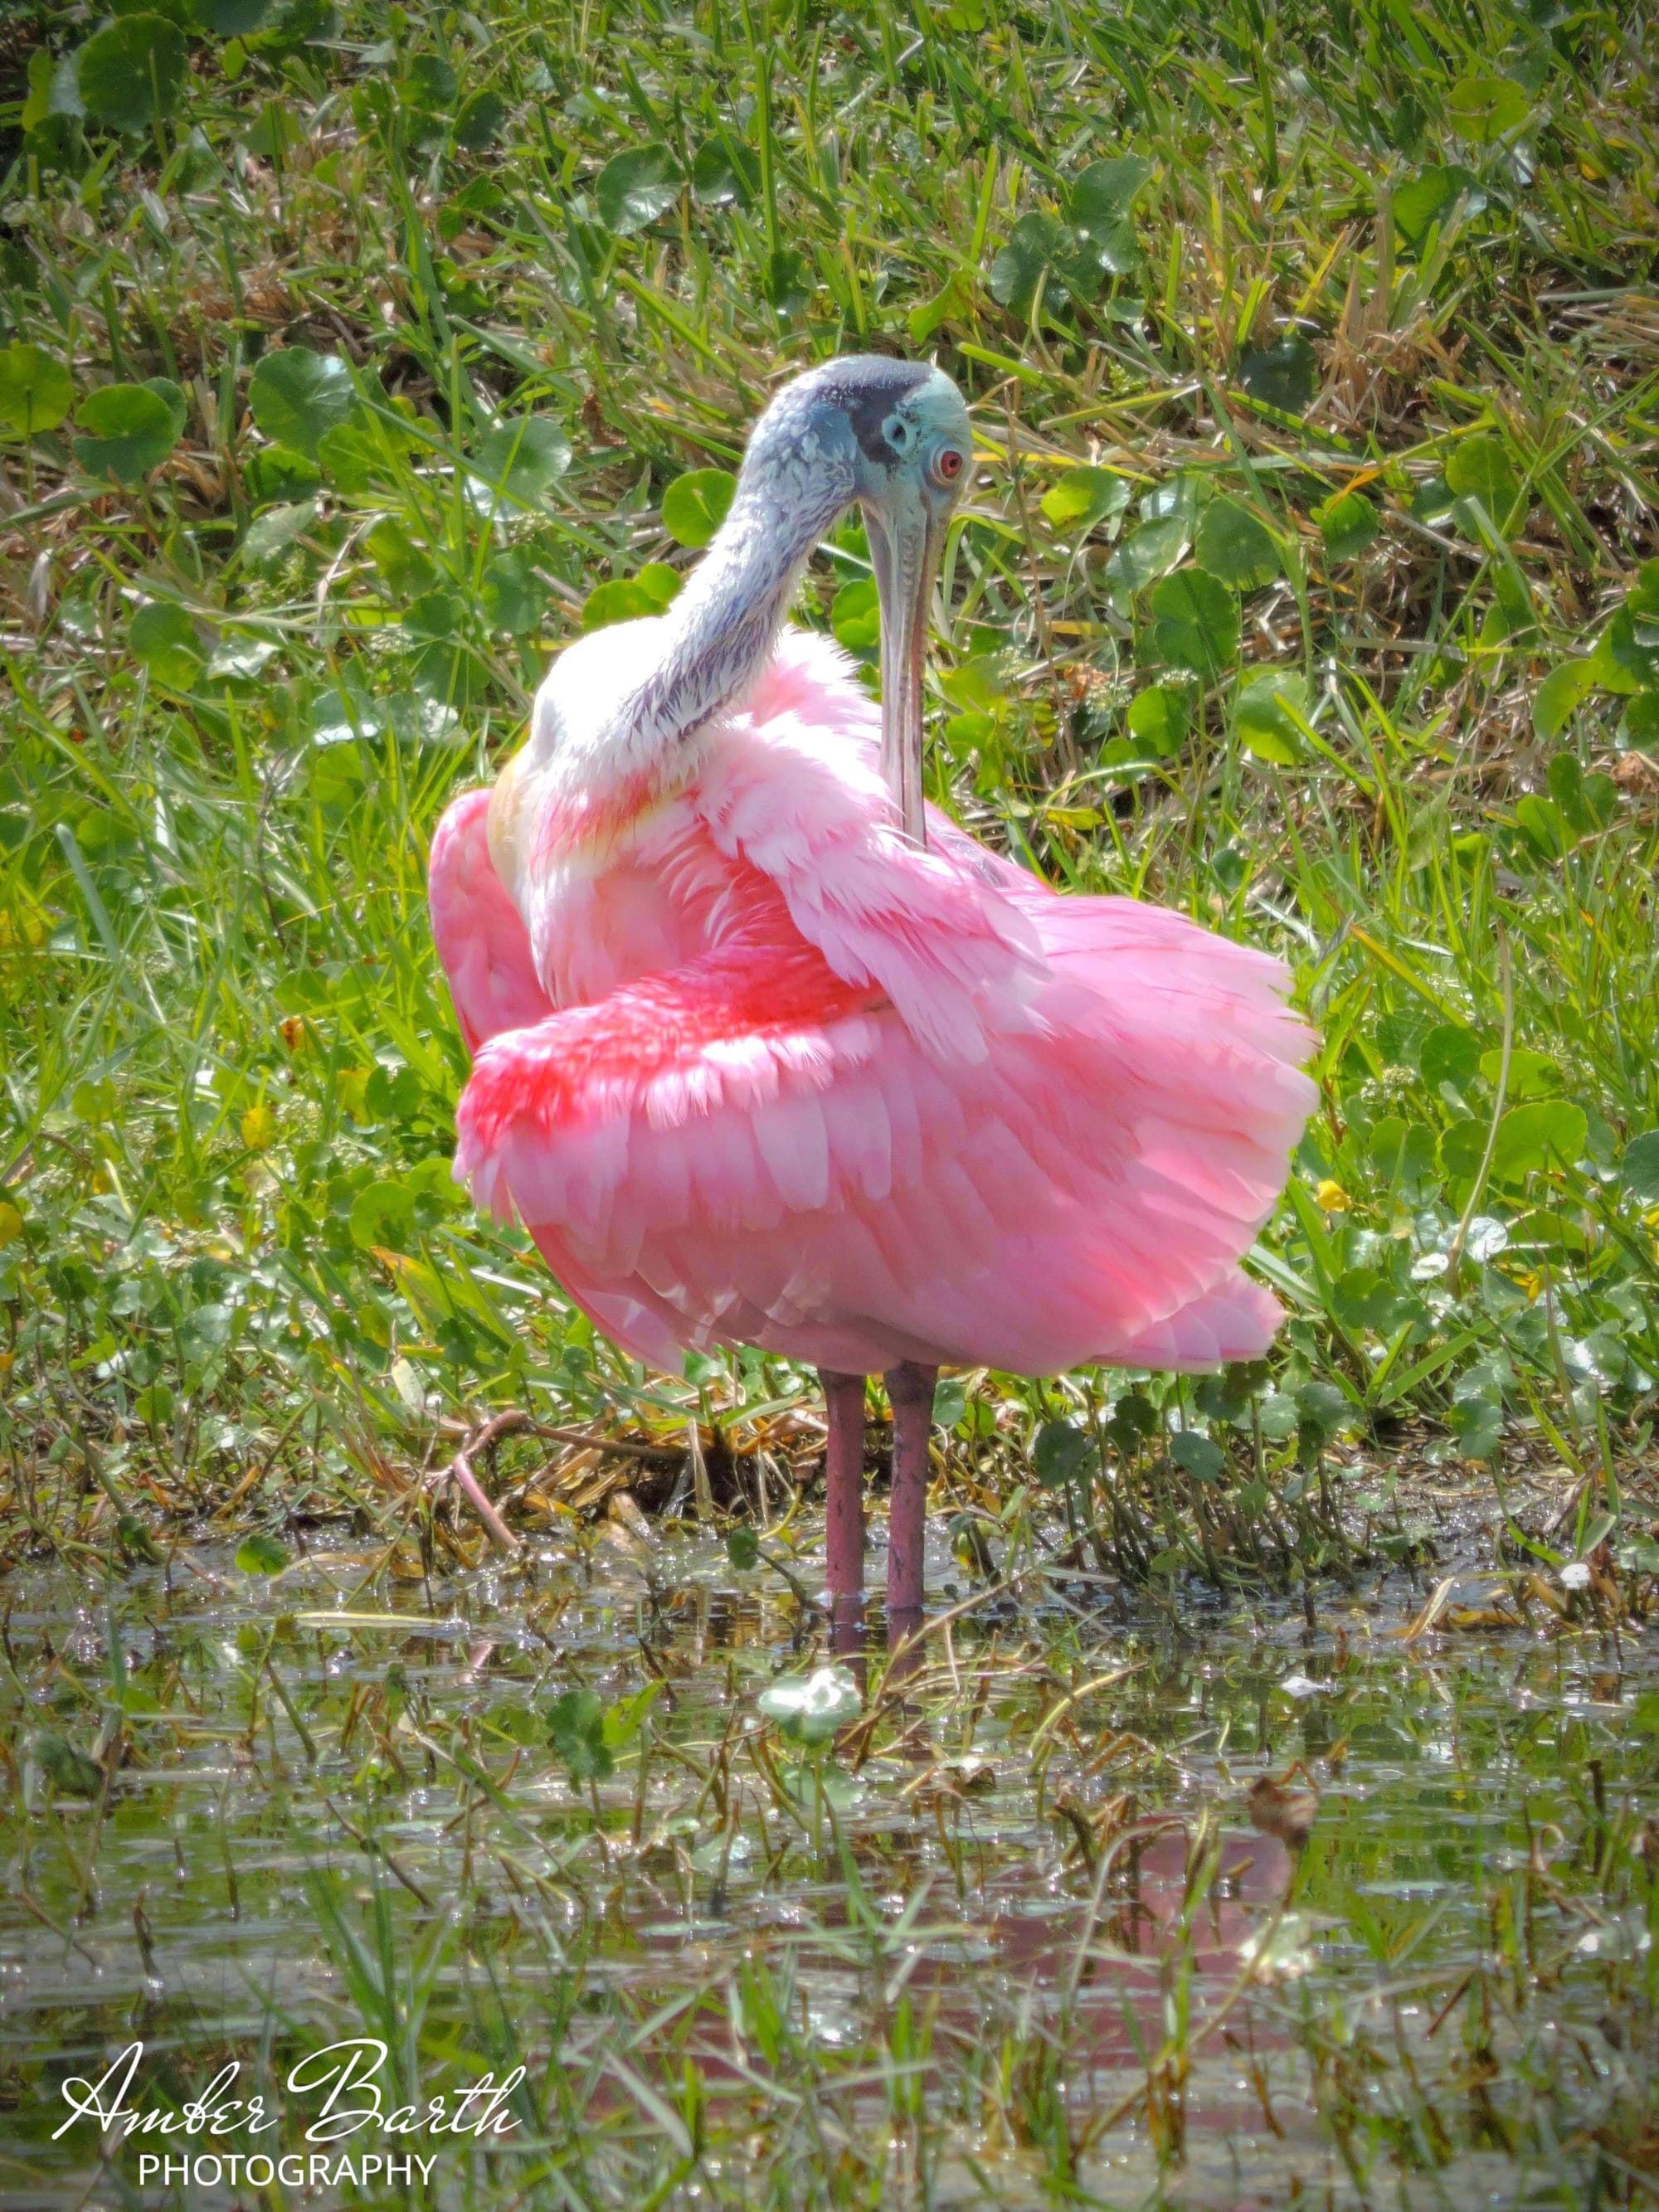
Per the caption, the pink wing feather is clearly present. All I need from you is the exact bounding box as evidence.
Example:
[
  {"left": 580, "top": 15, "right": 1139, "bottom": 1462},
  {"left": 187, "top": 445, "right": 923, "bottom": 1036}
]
[
  {"left": 434, "top": 633, "right": 1316, "bottom": 1377},
  {"left": 429, "top": 788, "right": 553, "bottom": 1051}
]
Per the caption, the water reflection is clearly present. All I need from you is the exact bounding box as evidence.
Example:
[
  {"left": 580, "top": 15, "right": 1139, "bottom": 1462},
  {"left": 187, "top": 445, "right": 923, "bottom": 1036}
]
[{"left": 1, "top": 1532, "right": 1652, "bottom": 2208}]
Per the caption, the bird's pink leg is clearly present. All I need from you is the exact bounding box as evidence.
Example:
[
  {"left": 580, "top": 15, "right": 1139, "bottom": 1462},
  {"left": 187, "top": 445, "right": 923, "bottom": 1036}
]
[
  {"left": 820, "top": 1368, "right": 868, "bottom": 1650},
  {"left": 883, "top": 1362, "right": 938, "bottom": 1635}
]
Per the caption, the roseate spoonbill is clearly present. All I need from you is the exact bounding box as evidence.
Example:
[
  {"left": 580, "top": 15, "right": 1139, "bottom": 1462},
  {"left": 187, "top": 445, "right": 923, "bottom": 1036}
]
[{"left": 429, "top": 356, "right": 1315, "bottom": 1633}]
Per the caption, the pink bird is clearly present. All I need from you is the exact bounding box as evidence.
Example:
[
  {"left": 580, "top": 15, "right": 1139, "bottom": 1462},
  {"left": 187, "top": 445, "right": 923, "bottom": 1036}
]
[{"left": 429, "top": 357, "right": 1316, "bottom": 1635}]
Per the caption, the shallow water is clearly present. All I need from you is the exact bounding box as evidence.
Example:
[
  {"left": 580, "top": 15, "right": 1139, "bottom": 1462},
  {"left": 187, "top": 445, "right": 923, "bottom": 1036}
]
[{"left": 2, "top": 1519, "right": 1655, "bottom": 2208}]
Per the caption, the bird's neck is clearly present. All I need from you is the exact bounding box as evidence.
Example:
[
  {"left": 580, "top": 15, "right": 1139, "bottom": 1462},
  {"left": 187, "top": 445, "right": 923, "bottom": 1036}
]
[
  {"left": 612, "top": 456, "right": 854, "bottom": 777},
  {"left": 499, "top": 420, "right": 855, "bottom": 902}
]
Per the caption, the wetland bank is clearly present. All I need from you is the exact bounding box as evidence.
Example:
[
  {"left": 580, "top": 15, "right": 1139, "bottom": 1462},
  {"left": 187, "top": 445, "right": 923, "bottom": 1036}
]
[{"left": 3, "top": 0, "right": 1659, "bottom": 2200}]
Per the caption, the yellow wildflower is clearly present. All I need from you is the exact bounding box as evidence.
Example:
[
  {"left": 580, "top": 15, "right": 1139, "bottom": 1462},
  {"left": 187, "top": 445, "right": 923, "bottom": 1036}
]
[{"left": 241, "top": 1104, "right": 276, "bottom": 1151}]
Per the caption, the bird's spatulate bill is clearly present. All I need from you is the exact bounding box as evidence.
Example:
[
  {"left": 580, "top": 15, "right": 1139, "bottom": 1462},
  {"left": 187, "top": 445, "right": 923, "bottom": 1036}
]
[{"left": 864, "top": 503, "right": 944, "bottom": 847}]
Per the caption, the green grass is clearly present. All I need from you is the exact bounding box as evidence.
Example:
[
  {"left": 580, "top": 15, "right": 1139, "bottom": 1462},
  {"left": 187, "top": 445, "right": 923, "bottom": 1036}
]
[{"left": 4, "top": 0, "right": 1658, "bottom": 1589}]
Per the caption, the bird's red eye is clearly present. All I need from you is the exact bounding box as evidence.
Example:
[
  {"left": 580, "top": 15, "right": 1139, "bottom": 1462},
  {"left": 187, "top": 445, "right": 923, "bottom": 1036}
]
[{"left": 936, "top": 448, "right": 965, "bottom": 483}]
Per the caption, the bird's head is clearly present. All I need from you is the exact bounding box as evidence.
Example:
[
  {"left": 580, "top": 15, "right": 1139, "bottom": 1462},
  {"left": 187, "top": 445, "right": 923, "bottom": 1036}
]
[{"left": 746, "top": 356, "right": 973, "bottom": 842}]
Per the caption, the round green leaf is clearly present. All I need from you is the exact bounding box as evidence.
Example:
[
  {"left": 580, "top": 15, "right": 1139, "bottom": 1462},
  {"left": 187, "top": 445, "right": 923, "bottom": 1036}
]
[
  {"left": 1237, "top": 333, "right": 1317, "bottom": 416},
  {"left": 1070, "top": 156, "right": 1151, "bottom": 221},
  {"left": 349, "top": 1179, "right": 416, "bottom": 1252},
  {"left": 78, "top": 14, "right": 188, "bottom": 131},
  {"left": 1126, "top": 682, "right": 1189, "bottom": 756},
  {"left": 726, "top": 1526, "right": 761, "bottom": 1571},
  {"left": 1370, "top": 1118, "right": 1438, "bottom": 1187},
  {"left": 1603, "top": 605, "right": 1659, "bottom": 689},
  {"left": 1440, "top": 1118, "right": 1488, "bottom": 1179},
  {"left": 932, "top": 1376, "right": 968, "bottom": 1430},
  {"left": 1532, "top": 658, "right": 1600, "bottom": 741},
  {"left": 1484, "top": 1045, "right": 1560, "bottom": 1100},
  {"left": 831, "top": 578, "right": 880, "bottom": 653},
  {"left": 761, "top": 247, "right": 812, "bottom": 314},
  {"left": 248, "top": 348, "right": 353, "bottom": 460},
  {"left": 134, "top": 1381, "right": 175, "bottom": 1426},
  {"left": 1514, "top": 792, "right": 1568, "bottom": 859},
  {"left": 0, "top": 343, "right": 73, "bottom": 436},
  {"left": 1070, "top": 154, "right": 1153, "bottom": 226},
  {"left": 236, "top": 1530, "right": 290, "bottom": 1574},
  {"left": 73, "top": 382, "right": 180, "bottom": 485},
  {"left": 1233, "top": 668, "right": 1305, "bottom": 763},
  {"left": 1625, "top": 558, "right": 1659, "bottom": 622},
  {"left": 453, "top": 90, "right": 506, "bottom": 150},
  {"left": 1445, "top": 433, "right": 1520, "bottom": 525},
  {"left": 1070, "top": 213, "right": 1138, "bottom": 279},
  {"left": 1106, "top": 514, "right": 1189, "bottom": 598},
  {"left": 405, "top": 587, "right": 465, "bottom": 643},
  {"left": 1066, "top": 158, "right": 1150, "bottom": 278},
  {"left": 255, "top": 0, "right": 337, "bottom": 55},
  {"left": 1420, "top": 1023, "right": 1482, "bottom": 1098},
  {"left": 404, "top": 52, "right": 457, "bottom": 112},
  {"left": 1194, "top": 496, "right": 1279, "bottom": 590},
  {"left": 1151, "top": 568, "right": 1238, "bottom": 679},
  {"left": 315, "top": 420, "right": 393, "bottom": 495},
  {"left": 1545, "top": 752, "right": 1595, "bottom": 834},
  {"left": 1296, "top": 1381, "right": 1350, "bottom": 1442},
  {"left": 635, "top": 562, "right": 681, "bottom": 611},
  {"left": 1454, "top": 1396, "right": 1504, "bottom": 1460},
  {"left": 364, "top": 517, "right": 437, "bottom": 598},
  {"left": 1621, "top": 1130, "right": 1659, "bottom": 1206},
  {"left": 411, "top": 639, "right": 488, "bottom": 710},
  {"left": 939, "top": 656, "right": 1008, "bottom": 714},
  {"left": 481, "top": 549, "right": 541, "bottom": 634},
  {"left": 241, "top": 499, "right": 316, "bottom": 568},
  {"left": 1039, "top": 465, "right": 1130, "bottom": 533},
  {"left": 1490, "top": 1100, "right": 1588, "bottom": 1183},
  {"left": 148, "top": 377, "right": 188, "bottom": 443},
  {"left": 547, "top": 1687, "right": 614, "bottom": 1781},
  {"left": 1447, "top": 75, "right": 1530, "bottom": 143},
  {"left": 1623, "top": 693, "right": 1659, "bottom": 754},
  {"left": 596, "top": 145, "right": 682, "bottom": 234},
  {"left": 469, "top": 416, "right": 571, "bottom": 504},
  {"left": 1170, "top": 1431, "right": 1224, "bottom": 1482},
  {"left": 1033, "top": 1421, "right": 1093, "bottom": 1489},
  {"left": 245, "top": 444, "right": 321, "bottom": 508},
  {"left": 1314, "top": 489, "right": 1379, "bottom": 563},
  {"left": 581, "top": 577, "right": 659, "bottom": 630},
  {"left": 1110, "top": 1391, "right": 1159, "bottom": 1444},
  {"left": 1331, "top": 1266, "right": 1404, "bottom": 1334},
  {"left": 661, "top": 467, "right": 737, "bottom": 548},
  {"left": 990, "top": 211, "right": 1062, "bottom": 318},
  {"left": 691, "top": 135, "right": 758, "bottom": 208},
  {"left": 1195, "top": 1367, "right": 1262, "bottom": 1424},
  {"left": 1394, "top": 166, "right": 1466, "bottom": 250},
  {"left": 242, "top": 101, "right": 305, "bottom": 161},
  {"left": 130, "top": 601, "right": 202, "bottom": 687},
  {"left": 1627, "top": 558, "right": 1659, "bottom": 625},
  {"left": 33, "top": 1732, "right": 105, "bottom": 1797}
]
